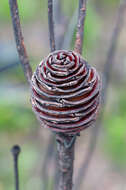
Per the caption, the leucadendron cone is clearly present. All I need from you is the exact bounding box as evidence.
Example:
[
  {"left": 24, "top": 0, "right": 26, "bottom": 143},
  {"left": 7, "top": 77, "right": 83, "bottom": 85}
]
[{"left": 31, "top": 50, "right": 101, "bottom": 134}]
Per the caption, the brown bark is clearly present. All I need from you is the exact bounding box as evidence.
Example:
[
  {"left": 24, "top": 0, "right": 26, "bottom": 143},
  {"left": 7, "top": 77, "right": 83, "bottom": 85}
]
[
  {"left": 9, "top": 0, "right": 32, "bottom": 85},
  {"left": 56, "top": 133, "right": 76, "bottom": 190},
  {"left": 48, "top": 0, "right": 56, "bottom": 52},
  {"left": 74, "top": 0, "right": 87, "bottom": 54}
]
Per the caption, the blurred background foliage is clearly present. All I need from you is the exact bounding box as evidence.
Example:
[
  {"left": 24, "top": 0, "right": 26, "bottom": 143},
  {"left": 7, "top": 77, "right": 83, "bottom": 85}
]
[
  {"left": 104, "top": 88, "right": 126, "bottom": 168},
  {"left": 0, "top": 0, "right": 126, "bottom": 190}
]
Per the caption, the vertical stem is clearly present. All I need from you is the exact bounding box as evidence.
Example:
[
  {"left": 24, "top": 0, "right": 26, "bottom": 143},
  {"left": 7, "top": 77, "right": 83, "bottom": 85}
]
[
  {"left": 74, "top": 0, "right": 87, "bottom": 54},
  {"left": 56, "top": 133, "right": 76, "bottom": 190},
  {"left": 14, "top": 156, "right": 19, "bottom": 190},
  {"left": 48, "top": 0, "right": 56, "bottom": 52},
  {"left": 9, "top": 0, "right": 32, "bottom": 85},
  {"left": 11, "top": 145, "right": 21, "bottom": 190}
]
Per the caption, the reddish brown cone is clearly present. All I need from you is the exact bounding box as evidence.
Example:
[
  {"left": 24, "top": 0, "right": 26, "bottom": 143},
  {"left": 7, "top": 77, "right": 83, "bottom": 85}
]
[{"left": 31, "top": 50, "right": 101, "bottom": 134}]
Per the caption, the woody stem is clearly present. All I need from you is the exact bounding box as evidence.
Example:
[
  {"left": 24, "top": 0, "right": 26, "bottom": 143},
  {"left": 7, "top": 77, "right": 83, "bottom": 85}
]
[{"left": 56, "top": 133, "right": 76, "bottom": 190}]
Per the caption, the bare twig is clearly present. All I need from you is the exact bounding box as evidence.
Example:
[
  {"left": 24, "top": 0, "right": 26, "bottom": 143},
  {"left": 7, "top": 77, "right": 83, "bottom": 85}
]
[
  {"left": 48, "top": 0, "right": 56, "bottom": 52},
  {"left": 9, "top": 0, "right": 32, "bottom": 85},
  {"left": 74, "top": 0, "right": 87, "bottom": 54},
  {"left": 11, "top": 145, "right": 21, "bottom": 190},
  {"left": 74, "top": 1, "right": 126, "bottom": 189},
  {"left": 56, "top": 133, "right": 76, "bottom": 190}
]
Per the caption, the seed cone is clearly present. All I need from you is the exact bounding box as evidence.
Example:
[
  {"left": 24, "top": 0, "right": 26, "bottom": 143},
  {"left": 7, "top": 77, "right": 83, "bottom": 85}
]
[{"left": 31, "top": 50, "right": 101, "bottom": 134}]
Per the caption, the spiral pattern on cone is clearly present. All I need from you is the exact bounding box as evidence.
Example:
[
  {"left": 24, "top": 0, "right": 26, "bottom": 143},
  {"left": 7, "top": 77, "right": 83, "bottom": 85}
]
[{"left": 31, "top": 50, "right": 101, "bottom": 134}]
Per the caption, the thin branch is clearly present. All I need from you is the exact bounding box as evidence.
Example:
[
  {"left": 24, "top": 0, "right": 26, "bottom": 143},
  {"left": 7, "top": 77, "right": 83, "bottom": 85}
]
[
  {"left": 9, "top": 0, "right": 32, "bottom": 85},
  {"left": 48, "top": 0, "right": 56, "bottom": 52},
  {"left": 11, "top": 145, "right": 21, "bottom": 190},
  {"left": 74, "top": 0, "right": 87, "bottom": 54},
  {"left": 74, "top": 1, "right": 126, "bottom": 189}
]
